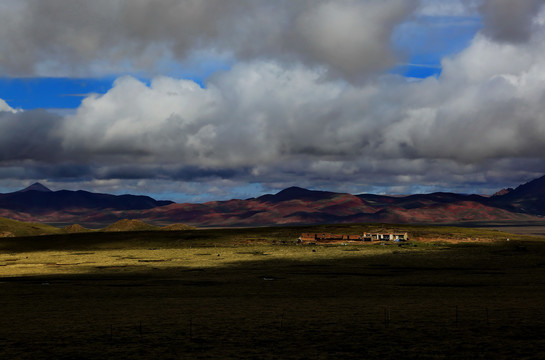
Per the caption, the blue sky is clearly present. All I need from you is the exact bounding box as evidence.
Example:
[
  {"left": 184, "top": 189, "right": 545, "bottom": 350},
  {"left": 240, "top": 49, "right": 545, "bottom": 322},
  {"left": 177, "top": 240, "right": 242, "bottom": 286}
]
[
  {"left": 0, "top": 0, "right": 545, "bottom": 202},
  {"left": 0, "top": 13, "right": 482, "bottom": 111},
  {"left": 0, "top": 77, "right": 114, "bottom": 110},
  {"left": 0, "top": 60, "right": 228, "bottom": 111},
  {"left": 392, "top": 15, "right": 483, "bottom": 78}
]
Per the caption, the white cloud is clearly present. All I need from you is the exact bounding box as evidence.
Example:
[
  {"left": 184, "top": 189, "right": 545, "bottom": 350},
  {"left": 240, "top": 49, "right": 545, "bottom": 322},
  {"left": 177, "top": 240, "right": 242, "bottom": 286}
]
[
  {"left": 0, "top": 99, "right": 17, "bottom": 113},
  {"left": 2, "top": 1, "right": 545, "bottom": 197},
  {"left": 417, "top": 0, "right": 476, "bottom": 17},
  {"left": 2, "top": 17, "right": 545, "bottom": 194},
  {"left": 50, "top": 10, "right": 545, "bottom": 194}
]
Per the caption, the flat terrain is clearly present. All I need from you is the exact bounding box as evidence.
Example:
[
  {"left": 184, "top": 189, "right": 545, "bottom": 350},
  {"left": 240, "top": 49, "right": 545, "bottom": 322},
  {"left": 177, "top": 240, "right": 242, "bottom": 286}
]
[
  {"left": 1, "top": 225, "right": 545, "bottom": 359},
  {"left": 484, "top": 225, "right": 545, "bottom": 236}
]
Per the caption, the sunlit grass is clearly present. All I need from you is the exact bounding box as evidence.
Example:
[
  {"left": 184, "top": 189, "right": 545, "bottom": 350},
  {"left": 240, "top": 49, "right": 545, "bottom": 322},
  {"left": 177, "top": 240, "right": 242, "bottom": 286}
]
[
  {"left": 0, "top": 222, "right": 540, "bottom": 277},
  {"left": 0, "top": 244, "right": 406, "bottom": 277}
]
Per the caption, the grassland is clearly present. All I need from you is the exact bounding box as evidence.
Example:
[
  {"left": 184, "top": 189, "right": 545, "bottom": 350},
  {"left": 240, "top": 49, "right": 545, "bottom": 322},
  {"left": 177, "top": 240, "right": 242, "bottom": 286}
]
[
  {"left": 0, "top": 217, "right": 197, "bottom": 238},
  {"left": 0, "top": 217, "right": 61, "bottom": 237},
  {"left": 1, "top": 224, "right": 545, "bottom": 359}
]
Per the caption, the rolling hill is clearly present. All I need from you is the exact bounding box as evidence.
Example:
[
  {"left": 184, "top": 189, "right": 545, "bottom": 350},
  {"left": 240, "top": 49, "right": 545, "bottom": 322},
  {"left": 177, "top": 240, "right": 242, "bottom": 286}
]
[
  {"left": 0, "top": 217, "right": 197, "bottom": 237},
  {"left": 0, "top": 177, "right": 544, "bottom": 227},
  {"left": 0, "top": 217, "right": 62, "bottom": 237}
]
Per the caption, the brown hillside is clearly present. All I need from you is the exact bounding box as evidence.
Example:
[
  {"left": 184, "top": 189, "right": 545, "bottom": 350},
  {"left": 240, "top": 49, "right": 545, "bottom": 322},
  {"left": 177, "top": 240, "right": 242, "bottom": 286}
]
[
  {"left": 103, "top": 219, "right": 159, "bottom": 232},
  {"left": 63, "top": 224, "right": 91, "bottom": 233},
  {"left": 0, "top": 217, "right": 61, "bottom": 237}
]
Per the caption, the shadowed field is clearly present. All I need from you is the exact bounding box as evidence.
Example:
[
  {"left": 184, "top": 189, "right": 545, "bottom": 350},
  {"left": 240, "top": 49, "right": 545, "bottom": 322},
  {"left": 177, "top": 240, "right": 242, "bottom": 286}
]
[{"left": 1, "top": 225, "right": 545, "bottom": 359}]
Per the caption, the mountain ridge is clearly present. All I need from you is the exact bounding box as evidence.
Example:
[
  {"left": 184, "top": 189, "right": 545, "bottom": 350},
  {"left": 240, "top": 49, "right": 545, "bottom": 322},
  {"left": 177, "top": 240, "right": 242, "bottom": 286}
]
[
  {"left": 0, "top": 176, "right": 544, "bottom": 226},
  {"left": 0, "top": 185, "right": 174, "bottom": 213}
]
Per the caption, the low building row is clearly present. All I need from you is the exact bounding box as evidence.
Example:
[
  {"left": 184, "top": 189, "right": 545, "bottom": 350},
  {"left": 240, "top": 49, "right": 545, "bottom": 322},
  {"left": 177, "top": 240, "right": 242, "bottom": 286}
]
[{"left": 298, "top": 232, "right": 409, "bottom": 244}]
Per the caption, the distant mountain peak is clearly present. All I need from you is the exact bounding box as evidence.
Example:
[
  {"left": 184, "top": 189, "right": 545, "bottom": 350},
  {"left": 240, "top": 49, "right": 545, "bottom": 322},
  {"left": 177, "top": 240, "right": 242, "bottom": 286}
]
[
  {"left": 17, "top": 182, "right": 52, "bottom": 193},
  {"left": 258, "top": 186, "right": 337, "bottom": 203},
  {"left": 506, "top": 174, "right": 545, "bottom": 197},
  {"left": 276, "top": 186, "right": 313, "bottom": 196},
  {"left": 492, "top": 188, "right": 514, "bottom": 197}
]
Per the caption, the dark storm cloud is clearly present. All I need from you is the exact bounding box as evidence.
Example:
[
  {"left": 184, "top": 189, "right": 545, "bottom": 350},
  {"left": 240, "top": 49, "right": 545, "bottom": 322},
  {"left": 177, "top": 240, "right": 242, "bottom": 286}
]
[
  {"left": 0, "top": 0, "right": 417, "bottom": 80},
  {"left": 479, "top": 0, "right": 545, "bottom": 42},
  {"left": 0, "top": 110, "right": 63, "bottom": 162},
  {"left": 0, "top": 162, "right": 92, "bottom": 181},
  {"left": 93, "top": 164, "right": 246, "bottom": 182}
]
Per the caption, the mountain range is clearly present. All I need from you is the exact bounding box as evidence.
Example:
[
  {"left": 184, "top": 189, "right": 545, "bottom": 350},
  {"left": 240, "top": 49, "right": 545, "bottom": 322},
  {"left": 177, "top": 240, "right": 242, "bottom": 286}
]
[{"left": 1, "top": 176, "right": 545, "bottom": 227}]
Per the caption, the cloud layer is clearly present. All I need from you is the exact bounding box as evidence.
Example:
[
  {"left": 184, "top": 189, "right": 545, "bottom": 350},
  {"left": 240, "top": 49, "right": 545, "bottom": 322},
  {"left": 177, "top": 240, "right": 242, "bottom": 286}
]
[
  {"left": 1, "top": 0, "right": 545, "bottom": 199},
  {"left": 479, "top": 0, "right": 545, "bottom": 43},
  {"left": 0, "top": 0, "right": 417, "bottom": 79}
]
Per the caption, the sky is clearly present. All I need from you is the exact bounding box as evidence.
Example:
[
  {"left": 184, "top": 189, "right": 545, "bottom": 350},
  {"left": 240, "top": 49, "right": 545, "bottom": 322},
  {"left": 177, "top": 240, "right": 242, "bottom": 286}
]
[{"left": 1, "top": 0, "right": 545, "bottom": 202}]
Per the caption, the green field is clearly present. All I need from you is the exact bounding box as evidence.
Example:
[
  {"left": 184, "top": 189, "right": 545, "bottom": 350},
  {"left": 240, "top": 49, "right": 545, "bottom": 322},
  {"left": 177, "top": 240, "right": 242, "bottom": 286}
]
[{"left": 1, "top": 224, "right": 545, "bottom": 359}]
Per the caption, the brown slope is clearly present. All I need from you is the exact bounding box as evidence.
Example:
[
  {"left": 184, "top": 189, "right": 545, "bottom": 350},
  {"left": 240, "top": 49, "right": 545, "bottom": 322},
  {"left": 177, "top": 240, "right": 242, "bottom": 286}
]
[
  {"left": 128, "top": 193, "right": 377, "bottom": 226},
  {"left": 0, "top": 217, "right": 61, "bottom": 237},
  {"left": 103, "top": 219, "right": 160, "bottom": 232},
  {"left": 135, "top": 196, "right": 541, "bottom": 226},
  {"left": 0, "top": 184, "right": 543, "bottom": 227},
  {"left": 368, "top": 201, "right": 540, "bottom": 224},
  {"left": 63, "top": 224, "right": 92, "bottom": 233}
]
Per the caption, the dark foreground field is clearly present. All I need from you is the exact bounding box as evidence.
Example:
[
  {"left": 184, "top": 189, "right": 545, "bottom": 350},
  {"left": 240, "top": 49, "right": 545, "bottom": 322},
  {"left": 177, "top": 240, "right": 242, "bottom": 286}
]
[{"left": 1, "top": 225, "right": 545, "bottom": 359}]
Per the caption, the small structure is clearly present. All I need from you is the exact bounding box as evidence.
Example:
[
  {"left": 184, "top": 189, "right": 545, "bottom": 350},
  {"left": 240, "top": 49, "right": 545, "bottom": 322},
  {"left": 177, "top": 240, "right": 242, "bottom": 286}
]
[{"left": 298, "top": 232, "right": 409, "bottom": 244}]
